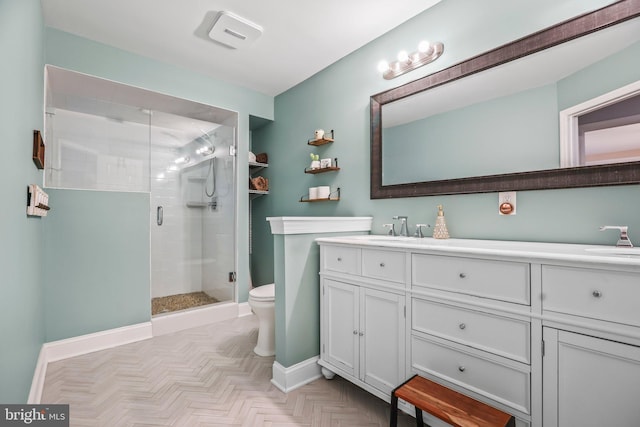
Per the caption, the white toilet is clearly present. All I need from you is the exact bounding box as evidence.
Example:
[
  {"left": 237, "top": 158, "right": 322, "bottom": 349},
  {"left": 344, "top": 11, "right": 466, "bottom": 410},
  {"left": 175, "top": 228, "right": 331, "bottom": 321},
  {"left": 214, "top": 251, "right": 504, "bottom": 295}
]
[{"left": 248, "top": 283, "right": 275, "bottom": 356}]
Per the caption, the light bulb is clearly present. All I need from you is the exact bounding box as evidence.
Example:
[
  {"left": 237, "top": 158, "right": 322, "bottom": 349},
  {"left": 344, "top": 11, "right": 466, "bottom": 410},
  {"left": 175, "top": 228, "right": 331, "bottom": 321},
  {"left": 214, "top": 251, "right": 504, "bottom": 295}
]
[
  {"left": 377, "top": 60, "right": 390, "bottom": 73},
  {"left": 196, "top": 146, "right": 214, "bottom": 156},
  {"left": 418, "top": 40, "right": 431, "bottom": 53},
  {"left": 397, "top": 50, "right": 409, "bottom": 63},
  {"left": 167, "top": 165, "right": 178, "bottom": 172},
  {"left": 174, "top": 156, "right": 190, "bottom": 164}
]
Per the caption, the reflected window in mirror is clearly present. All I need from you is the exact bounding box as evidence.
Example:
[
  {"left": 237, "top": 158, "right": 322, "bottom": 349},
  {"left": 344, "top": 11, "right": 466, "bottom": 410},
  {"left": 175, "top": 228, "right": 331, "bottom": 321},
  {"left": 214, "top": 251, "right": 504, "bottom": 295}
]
[{"left": 561, "top": 82, "right": 640, "bottom": 167}]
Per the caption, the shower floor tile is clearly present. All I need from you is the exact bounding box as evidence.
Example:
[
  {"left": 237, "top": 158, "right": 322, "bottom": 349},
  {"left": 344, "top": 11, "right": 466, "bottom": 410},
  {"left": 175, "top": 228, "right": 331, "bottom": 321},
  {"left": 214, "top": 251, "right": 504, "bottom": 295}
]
[{"left": 151, "top": 291, "right": 219, "bottom": 315}]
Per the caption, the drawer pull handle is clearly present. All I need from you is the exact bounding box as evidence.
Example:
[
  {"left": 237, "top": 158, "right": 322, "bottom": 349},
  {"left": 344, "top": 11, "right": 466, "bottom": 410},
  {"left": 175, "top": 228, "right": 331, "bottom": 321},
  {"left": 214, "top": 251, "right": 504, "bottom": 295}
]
[
  {"left": 459, "top": 273, "right": 467, "bottom": 278},
  {"left": 337, "top": 257, "right": 342, "bottom": 262},
  {"left": 380, "top": 262, "right": 385, "bottom": 267},
  {"left": 459, "top": 323, "right": 466, "bottom": 330},
  {"left": 359, "top": 331, "right": 364, "bottom": 336},
  {"left": 458, "top": 366, "right": 466, "bottom": 372},
  {"left": 592, "top": 290, "right": 602, "bottom": 298},
  {"left": 353, "top": 330, "right": 358, "bottom": 335}
]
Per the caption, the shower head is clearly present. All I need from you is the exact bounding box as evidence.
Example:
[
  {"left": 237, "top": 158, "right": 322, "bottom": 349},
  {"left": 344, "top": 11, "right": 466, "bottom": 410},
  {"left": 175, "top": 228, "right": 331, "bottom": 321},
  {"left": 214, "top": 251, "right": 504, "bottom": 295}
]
[{"left": 199, "top": 129, "right": 217, "bottom": 140}]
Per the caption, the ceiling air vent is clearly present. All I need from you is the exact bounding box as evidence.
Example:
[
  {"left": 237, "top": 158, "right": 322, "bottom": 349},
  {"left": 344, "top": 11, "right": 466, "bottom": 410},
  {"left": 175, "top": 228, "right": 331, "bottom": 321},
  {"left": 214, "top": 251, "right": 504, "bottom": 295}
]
[{"left": 208, "top": 11, "right": 263, "bottom": 49}]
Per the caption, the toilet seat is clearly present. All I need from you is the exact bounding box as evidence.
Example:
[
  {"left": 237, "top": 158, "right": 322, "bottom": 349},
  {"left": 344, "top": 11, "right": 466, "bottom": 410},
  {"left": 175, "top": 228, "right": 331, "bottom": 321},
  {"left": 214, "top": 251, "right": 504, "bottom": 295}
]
[{"left": 249, "top": 283, "right": 275, "bottom": 302}]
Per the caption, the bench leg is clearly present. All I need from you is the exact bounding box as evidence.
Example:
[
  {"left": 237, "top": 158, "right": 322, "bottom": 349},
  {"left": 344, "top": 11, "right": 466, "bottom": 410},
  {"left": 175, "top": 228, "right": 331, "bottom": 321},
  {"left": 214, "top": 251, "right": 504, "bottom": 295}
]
[
  {"left": 415, "top": 407, "right": 423, "bottom": 427},
  {"left": 390, "top": 393, "right": 399, "bottom": 427}
]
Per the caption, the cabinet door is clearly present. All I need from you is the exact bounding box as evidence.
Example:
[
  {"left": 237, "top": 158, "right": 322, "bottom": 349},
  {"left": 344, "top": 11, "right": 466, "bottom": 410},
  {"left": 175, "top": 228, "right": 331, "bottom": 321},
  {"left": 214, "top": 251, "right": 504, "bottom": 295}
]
[
  {"left": 360, "top": 288, "right": 405, "bottom": 394},
  {"left": 323, "top": 279, "right": 359, "bottom": 377},
  {"left": 543, "top": 328, "right": 640, "bottom": 427}
]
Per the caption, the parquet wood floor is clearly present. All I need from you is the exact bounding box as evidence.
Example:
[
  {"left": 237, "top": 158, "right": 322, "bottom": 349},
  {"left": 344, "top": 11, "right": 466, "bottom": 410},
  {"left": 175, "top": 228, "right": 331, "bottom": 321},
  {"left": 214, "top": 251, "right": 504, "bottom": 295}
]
[{"left": 42, "top": 315, "right": 414, "bottom": 426}]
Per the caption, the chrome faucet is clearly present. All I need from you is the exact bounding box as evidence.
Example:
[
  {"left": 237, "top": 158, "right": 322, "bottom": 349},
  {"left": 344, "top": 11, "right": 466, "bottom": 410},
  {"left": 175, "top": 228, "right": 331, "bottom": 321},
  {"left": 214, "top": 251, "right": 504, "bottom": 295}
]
[
  {"left": 414, "top": 224, "right": 430, "bottom": 238},
  {"left": 383, "top": 223, "right": 396, "bottom": 236},
  {"left": 393, "top": 216, "right": 410, "bottom": 237},
  {"left": 599, "top": 225, "right": 634, "bottom": 247}
]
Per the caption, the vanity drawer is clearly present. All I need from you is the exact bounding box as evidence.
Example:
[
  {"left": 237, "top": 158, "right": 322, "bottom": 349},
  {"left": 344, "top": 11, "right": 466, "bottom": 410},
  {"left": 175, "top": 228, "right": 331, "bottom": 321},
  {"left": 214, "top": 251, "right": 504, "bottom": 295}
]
[
  {"left": 323, "top": 245, "right": 360, "bottom": 275},
  {"left": 412, "top": 254, "right": 530, "bottom": 305},
  {"left": 542, "top": 265, "right": 640, "bottom": 327},
  {"left": 412, "top": 335, "right": 530, "bottom": 414},
  {"left": 412, "top": 298, "right": 530, "bottom": 363},
  {"left": 362, "top": 249, "right": 405, "bottom": 283}
]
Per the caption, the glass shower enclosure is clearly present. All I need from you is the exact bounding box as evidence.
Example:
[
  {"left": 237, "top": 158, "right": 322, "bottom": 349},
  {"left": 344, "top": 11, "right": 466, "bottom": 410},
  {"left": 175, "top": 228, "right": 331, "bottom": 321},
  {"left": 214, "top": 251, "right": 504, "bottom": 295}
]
[
  {"left": 44, "top": 66, "right": 238, "bottom": 316},
  {"left": 149, "top": 112, "right": 237, "bottom": 314}
]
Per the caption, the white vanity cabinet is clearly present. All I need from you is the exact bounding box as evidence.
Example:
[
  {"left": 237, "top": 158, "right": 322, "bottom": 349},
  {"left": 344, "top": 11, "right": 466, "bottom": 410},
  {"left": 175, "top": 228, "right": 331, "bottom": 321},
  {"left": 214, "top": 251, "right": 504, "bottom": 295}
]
[
  {"left": 541, "top": 264, "right": 640, "bottom": 427},
  {"left": 410, "top": 253, "right": 533, "bottom": 422},
  {"left": 319, "top": 245, "right": 406, "bottom": 401},
  {"left": 316, "top": 235, "right": 640, "bottom": 427},
  {"left": 542, "top": 328, "right": 640, "bottom": 427}
]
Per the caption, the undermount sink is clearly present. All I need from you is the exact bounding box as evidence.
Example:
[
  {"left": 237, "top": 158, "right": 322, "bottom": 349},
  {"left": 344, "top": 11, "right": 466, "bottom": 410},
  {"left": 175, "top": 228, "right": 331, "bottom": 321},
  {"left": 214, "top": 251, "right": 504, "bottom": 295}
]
[{"left": 585, "top": 247, "right": 640, "bottom": 255}]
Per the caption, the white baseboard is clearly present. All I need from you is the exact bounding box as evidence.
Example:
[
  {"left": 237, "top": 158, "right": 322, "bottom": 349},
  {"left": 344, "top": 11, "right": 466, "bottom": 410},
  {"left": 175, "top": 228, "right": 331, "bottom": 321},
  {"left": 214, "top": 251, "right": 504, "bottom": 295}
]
[
  {"left": 28, "top": 322, "right": 153, "bottom": 403},
  {"left": 151, "top": 302, "right": 239, "bottom": 336},
  {"left": 271, "top": 356, "right": 322, "bottom": 393},
  {"left": 30, "top": 303, "right": 250, "bottom": 403},
  {"left": 27, "top": 345, "right": 49, "bottom": 404},
  {"left": 45, "top": 322, "right": 153, "bottom": 363}
]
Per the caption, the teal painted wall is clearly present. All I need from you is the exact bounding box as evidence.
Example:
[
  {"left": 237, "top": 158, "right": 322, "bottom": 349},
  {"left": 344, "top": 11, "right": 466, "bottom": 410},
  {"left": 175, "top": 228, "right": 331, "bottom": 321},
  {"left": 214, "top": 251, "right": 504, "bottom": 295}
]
[
  {"left": 252, "top": 0, "right": 640, "bottom": 365},
  {"left": 273, "top": 231, "right": 368, "bottom": 368},
  {"left": 44, "top": 28, "right": 275, "bottom": 315},
  {"left": 557, "top": 39, "right": 640, "bottom": 110},
  {"left": 274, "top": 234, "right": 321, "bottom": 366},
  {"left": 0, "top": 0, "right": 45, "bottom": 402},
  {"left": 43, "top": 190, "right": 150, "bottom": 341}
]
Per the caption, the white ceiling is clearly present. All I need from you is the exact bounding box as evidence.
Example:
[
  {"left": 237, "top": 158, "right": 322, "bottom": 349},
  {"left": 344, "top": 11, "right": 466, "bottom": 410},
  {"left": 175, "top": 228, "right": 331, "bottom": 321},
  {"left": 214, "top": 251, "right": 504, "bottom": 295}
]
[{"left": 41, "top": 0, "right": 441, "bottom": 96}]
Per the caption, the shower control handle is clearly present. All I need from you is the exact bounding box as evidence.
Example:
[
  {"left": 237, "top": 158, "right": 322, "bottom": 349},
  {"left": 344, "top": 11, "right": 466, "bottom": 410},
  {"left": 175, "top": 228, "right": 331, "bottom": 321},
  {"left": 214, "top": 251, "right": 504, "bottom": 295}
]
[{"left": 157, "top": 206, "right": 163, "bottom": 226}]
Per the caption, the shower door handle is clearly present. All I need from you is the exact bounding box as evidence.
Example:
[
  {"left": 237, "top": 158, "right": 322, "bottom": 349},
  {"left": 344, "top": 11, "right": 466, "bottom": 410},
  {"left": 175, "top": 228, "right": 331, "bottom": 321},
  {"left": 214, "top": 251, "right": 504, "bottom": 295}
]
[{"left": 157, "top": 206, "right": 163, "bottom": 226}]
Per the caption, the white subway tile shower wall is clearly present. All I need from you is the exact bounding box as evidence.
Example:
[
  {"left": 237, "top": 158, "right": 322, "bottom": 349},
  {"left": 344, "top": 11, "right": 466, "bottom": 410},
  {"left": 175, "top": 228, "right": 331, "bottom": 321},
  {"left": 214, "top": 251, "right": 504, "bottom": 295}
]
[
  {"left": 151, "top": 124, "right": 236, "bottom": 301},
  {"left": 46, "top": 108, "right": 151, "bottom": 192}
]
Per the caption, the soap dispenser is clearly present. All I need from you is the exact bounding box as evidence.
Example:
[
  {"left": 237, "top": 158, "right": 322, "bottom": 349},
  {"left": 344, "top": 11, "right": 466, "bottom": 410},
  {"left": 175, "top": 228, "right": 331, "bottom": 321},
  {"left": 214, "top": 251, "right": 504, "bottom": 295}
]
[{"left": 433, "top": 204, "right": 450, "bottom": 239}]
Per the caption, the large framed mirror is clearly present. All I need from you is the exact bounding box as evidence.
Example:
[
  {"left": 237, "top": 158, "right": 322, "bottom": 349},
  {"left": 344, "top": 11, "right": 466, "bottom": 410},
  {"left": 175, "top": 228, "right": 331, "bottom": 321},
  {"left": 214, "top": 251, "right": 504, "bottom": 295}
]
[{"left": 370, "top": 0, "right": 640, "bottom": 199}]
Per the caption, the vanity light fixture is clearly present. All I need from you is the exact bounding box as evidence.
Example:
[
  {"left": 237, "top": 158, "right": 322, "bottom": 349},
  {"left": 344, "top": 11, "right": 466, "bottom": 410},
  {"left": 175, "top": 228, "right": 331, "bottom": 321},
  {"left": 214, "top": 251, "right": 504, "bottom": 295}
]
[{"left": 377, "top": 40, "right": 444, "bottom": 80}]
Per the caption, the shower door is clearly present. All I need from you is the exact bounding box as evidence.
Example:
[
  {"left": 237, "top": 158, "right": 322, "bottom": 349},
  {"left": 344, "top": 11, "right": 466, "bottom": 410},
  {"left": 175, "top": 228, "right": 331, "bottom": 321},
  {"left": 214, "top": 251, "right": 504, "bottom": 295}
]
[{"left": 149, "top": 111, "right": 237, "bottom": 315}]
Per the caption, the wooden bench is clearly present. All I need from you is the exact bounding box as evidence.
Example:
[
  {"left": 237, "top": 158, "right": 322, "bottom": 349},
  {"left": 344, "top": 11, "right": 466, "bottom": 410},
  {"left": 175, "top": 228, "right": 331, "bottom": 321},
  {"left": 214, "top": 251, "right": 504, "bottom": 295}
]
[{"left": 390, "top": 375, "right": 516, "bottom": 427}]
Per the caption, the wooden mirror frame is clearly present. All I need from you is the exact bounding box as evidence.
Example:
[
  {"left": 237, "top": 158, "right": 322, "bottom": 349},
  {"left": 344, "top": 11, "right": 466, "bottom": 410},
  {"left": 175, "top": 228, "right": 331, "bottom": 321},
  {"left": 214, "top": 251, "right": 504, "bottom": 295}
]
[{"left": 370, "top": 0, "right": 640, "bottom": 199}]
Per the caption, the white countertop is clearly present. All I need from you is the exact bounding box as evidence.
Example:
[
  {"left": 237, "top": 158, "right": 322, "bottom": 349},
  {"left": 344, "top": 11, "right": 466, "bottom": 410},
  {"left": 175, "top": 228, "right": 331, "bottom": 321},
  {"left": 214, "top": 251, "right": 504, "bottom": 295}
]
[
  {"left": 267, "top": 216, "right": 373, "bottom": 235},
  {"left": 316, "top": 235, "right": 640, "bottom": 267}
]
